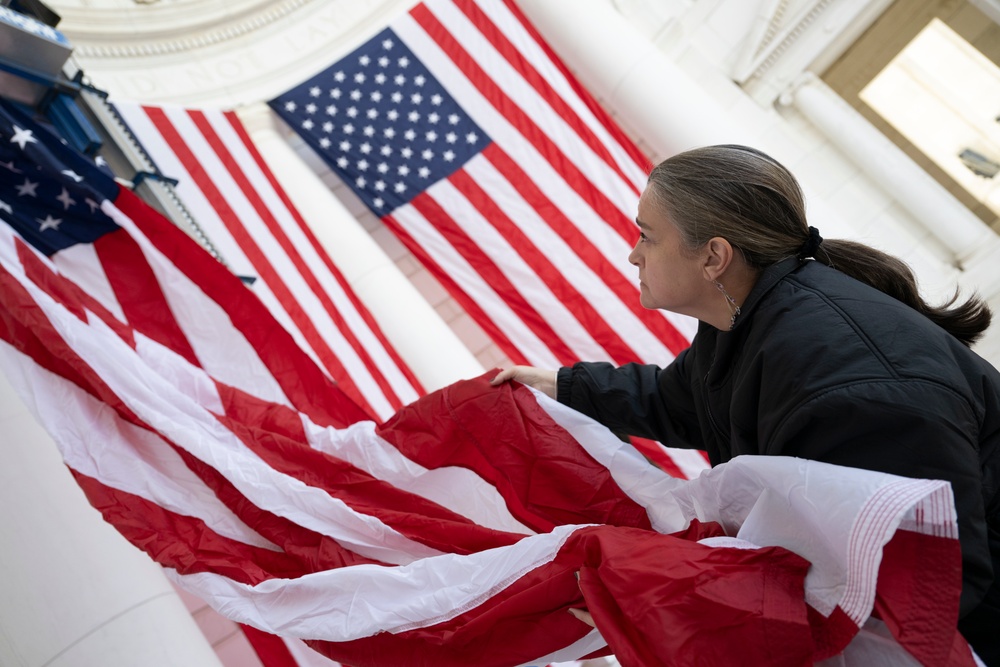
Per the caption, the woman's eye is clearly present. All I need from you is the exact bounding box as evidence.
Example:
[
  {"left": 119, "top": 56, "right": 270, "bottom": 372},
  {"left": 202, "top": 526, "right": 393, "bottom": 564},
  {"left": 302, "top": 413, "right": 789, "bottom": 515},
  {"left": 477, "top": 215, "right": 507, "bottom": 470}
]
[{"left": 638, "top": 232, "right": 648, "bottom": 243}]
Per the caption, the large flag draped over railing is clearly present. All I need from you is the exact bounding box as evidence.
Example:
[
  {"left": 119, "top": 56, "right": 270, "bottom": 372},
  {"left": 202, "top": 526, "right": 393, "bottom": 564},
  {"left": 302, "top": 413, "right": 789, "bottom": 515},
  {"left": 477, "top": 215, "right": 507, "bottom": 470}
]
[
  {"left": 0, "top": 100, "right": 981, "bottom": 666},
  {"left": 268, "top": 0, "right": 709, "bottom": 480}
]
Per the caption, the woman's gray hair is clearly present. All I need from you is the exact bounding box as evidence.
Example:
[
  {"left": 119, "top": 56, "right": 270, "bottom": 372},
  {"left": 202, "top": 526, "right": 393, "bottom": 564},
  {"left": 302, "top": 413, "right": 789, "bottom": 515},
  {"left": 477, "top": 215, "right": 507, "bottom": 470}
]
[{"left": 645, "top": 144, "right": 807, "bottom": 268}]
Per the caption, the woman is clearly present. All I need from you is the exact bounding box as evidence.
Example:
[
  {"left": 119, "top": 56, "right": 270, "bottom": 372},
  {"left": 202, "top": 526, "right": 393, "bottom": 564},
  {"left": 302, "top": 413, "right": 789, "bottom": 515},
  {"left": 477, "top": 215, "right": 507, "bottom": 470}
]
[{"left": 491, "top": 145, "right": 999, "bottom": 663}]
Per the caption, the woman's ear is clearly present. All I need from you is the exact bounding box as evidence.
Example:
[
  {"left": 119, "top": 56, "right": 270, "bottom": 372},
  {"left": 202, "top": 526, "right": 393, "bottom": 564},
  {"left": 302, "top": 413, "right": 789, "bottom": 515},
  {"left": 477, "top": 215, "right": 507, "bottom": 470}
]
[{"left": 702, "top": 237, "right": 735, "bottom": 281}]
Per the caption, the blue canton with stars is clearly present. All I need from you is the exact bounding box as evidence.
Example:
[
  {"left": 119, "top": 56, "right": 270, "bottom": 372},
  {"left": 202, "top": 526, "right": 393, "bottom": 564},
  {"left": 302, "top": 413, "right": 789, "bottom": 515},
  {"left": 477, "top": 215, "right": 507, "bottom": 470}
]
[
  {"left": 269, "top": 28, "right": 490, "bottom": 216},
  {"left": 0, "top": 101, "right": 119, "bottom": 257}
]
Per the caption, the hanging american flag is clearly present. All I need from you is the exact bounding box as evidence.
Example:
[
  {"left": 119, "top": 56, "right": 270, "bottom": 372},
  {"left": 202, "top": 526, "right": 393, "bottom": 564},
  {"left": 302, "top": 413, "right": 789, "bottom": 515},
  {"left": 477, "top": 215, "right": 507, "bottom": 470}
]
[
  {"left": 0, "top": 99, "right": 980, "bottom": 666},
  {"left": 269, "top": 0, "right": 708, "bottom": 479},
  {"left": 112, "top": 102, "right": 423, "bottom": 421}
]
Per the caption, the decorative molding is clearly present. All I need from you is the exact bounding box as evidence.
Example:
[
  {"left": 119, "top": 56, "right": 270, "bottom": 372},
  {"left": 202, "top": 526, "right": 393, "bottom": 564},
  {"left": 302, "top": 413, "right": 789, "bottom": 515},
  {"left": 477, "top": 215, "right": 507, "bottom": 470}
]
[
  {"left": 734, "top": 0, "right": 833, "bottom": 85},
  {"left": 731, "top": 0, "right": 894, "bottom": 106},
  {"left": 68, "top": 0, "right": 314, "bottom": 58}
]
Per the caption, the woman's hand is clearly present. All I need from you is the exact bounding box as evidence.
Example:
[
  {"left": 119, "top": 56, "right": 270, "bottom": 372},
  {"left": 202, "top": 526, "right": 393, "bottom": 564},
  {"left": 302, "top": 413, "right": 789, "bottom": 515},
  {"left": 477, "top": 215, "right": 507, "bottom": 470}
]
[{"left": 490, "top": 366, "right": 558, "bottom": 399}]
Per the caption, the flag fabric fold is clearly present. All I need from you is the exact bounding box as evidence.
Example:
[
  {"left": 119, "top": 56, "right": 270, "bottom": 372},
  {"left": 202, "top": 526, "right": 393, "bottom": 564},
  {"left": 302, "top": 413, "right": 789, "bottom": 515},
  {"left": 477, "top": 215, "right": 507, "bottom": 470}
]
[{"left": 0, "top": 37, "right": 979, "bottom": 667}]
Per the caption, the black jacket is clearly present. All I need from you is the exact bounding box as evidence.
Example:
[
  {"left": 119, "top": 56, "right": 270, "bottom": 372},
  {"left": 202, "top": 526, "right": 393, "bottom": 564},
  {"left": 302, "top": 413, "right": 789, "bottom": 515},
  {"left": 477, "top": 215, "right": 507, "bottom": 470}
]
[{"left": 557, "top": 258, "right": 999, "bottom": 657}]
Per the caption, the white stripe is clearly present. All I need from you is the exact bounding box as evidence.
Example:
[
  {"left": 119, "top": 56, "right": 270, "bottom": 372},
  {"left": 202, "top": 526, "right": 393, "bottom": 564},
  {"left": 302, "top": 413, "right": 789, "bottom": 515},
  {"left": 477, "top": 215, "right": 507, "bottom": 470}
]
[
  {"left": 469, "top": 0, "right": 649, "bottom": 190},
  {"left": 391, "top": 203, "right": 561, "bottom": 367},
  {"left": 51, "top": 242, "right": 127, "bottom": 323},
  {"left": 303, "top": 417, "right": 533, "bottom": 535},
  {"left": 428, "top": 0, "right": 641, "bottom": 219},
  {"left": 7, "top": 225, "right": 440, "bottom": 565},
  {"left": 120, "top": 121, "right": 333, "bottom": 376},
  {"left": 427, "top": 175, "right": 610, "bottom": 361},
  {"left": 0, "top": 338, "right": 278, "bottom": 551},
  {"left": 464, "top": 157, "right": 674, "bottom": 363},
  {"left": 515, "top": 632, "right": 607, "bottom": 667},
  {"left": 167, "top": 524, "right": 587, "bottom": 641}
]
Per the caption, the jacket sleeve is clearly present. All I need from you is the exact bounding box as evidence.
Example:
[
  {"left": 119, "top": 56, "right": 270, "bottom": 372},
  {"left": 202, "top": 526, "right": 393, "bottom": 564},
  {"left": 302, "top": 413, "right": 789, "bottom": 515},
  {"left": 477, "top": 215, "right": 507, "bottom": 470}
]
[
  {"left": 766, "top": 378, "right": 991, "bottom": 616},
  {"left": 556, "top": 350, "right": 703, "bottom": 449}
]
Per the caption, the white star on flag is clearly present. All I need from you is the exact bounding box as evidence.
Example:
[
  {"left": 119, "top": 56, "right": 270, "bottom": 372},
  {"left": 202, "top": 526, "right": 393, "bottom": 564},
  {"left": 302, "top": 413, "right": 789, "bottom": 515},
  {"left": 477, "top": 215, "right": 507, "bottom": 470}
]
[
  {"left": 61, "top": 169, "right": 84, "bottom": 183},
  {"left": 0, "top": 199, "right": 11, "bottom": 214},
  {"left": 37, "top": 214, "right": 62, "bottom": 231},
  {"left": 9, "top": 125, "right": 37, "bottom": 149},
  {"left": 16, "top": 179, "right": 38, "bottom": 197},
  {"left": 56, "top": 188, "right": 76, "bottom": 210}
]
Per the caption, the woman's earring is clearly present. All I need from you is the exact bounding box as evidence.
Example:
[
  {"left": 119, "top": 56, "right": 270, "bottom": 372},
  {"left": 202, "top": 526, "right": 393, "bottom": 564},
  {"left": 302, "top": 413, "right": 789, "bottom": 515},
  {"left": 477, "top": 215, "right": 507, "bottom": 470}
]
[{"left": 714, "top": 281, "right": 741, "bottom": 330}]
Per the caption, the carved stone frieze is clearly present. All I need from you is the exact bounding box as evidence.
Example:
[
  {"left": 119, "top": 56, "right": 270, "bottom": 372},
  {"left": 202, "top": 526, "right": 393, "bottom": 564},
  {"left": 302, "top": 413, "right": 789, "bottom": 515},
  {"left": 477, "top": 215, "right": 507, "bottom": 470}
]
[
  {"left": 47, "top": 0, "right": 416, "bottom": 106},
  {"left": 729, "top": 0, "right": 893, "bottom": 106},
  {"left": 67, "top": 0, "right": 314, "bottom": 59}
]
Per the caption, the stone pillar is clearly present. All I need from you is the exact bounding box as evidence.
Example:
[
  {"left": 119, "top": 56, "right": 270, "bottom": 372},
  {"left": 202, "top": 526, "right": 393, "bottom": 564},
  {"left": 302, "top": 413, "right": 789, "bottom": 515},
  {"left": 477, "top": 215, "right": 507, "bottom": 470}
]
[
  {"left": 237, "top": 102, "right": 483, "bottom": 392},
  {"left": 0, "top": 368, "right": 223, "bottom": 667},
  {"left": 515, "top": 0, "right": 751, "bottom": 157},
  {"left": 779, "top": 73, "right": 997, "bottom": 266}
]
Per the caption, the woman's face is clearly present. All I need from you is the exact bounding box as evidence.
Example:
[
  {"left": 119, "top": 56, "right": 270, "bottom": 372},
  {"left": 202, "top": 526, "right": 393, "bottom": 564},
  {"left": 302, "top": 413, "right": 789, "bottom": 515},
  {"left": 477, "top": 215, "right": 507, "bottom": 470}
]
[{"left": 628, "top": 188, "right": 708, "bottom": 315}]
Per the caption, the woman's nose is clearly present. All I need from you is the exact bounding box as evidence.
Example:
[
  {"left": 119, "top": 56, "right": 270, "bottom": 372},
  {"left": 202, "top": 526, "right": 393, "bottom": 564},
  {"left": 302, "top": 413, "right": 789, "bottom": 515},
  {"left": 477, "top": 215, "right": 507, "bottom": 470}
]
[{"left": 628, "top": 244, "right": 641, "bottom": 266}]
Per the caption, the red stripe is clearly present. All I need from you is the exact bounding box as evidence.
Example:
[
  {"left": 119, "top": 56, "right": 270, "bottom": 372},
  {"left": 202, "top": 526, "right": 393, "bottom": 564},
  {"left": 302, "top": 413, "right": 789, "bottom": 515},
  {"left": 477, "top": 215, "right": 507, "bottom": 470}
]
[
  {"left": 448, "top": 166, "right": 638, "bottom": 365},
  {"left": 140, "top": 107, "right": 379, "bottom": 419},
  {"left": 409, "top": 190, "right": 578, "bottom": 364},
  {"left": 112, "top": 186, "right": 373, "bottom": 429},
  {"left": 411, "top": 3, "right": 637, "bottom": 246},
  {"left": 380, "top": 211, "right": 529, "bottom": 365},
  {"left": 496, "top": 0, "right": 653, "bottom": 175},
  {"left": 454, "top": 0, "right": 645, "bottom": 195},
  {"left": 872, "top": 529, "right": 966, "bottom": 667},
  {"left": 485, "top": 146, "right": 691, "bottom": 357},
  {"left": 222, "top": 110, "right": 426, "bottom": 402},
  {"left": 94, "top": 224, "right": 201, "bottom": 366}
]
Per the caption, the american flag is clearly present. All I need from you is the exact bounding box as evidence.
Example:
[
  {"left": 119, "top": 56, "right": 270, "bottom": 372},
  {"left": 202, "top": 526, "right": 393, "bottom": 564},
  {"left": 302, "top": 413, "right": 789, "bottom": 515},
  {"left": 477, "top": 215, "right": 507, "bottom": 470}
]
[
  {"left": 269, "top": 0, "right": 708, "bottom": 480},
  {"left": 0, "top": 99, "right": 976, "bottom": 666}
]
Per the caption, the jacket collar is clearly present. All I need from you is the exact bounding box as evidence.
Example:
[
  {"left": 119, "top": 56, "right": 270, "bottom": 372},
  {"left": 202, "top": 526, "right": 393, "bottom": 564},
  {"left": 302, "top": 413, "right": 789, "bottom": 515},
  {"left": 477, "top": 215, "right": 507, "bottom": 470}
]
[{"left": 731, "top": 257, "right": 803, "bottom": 331}]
